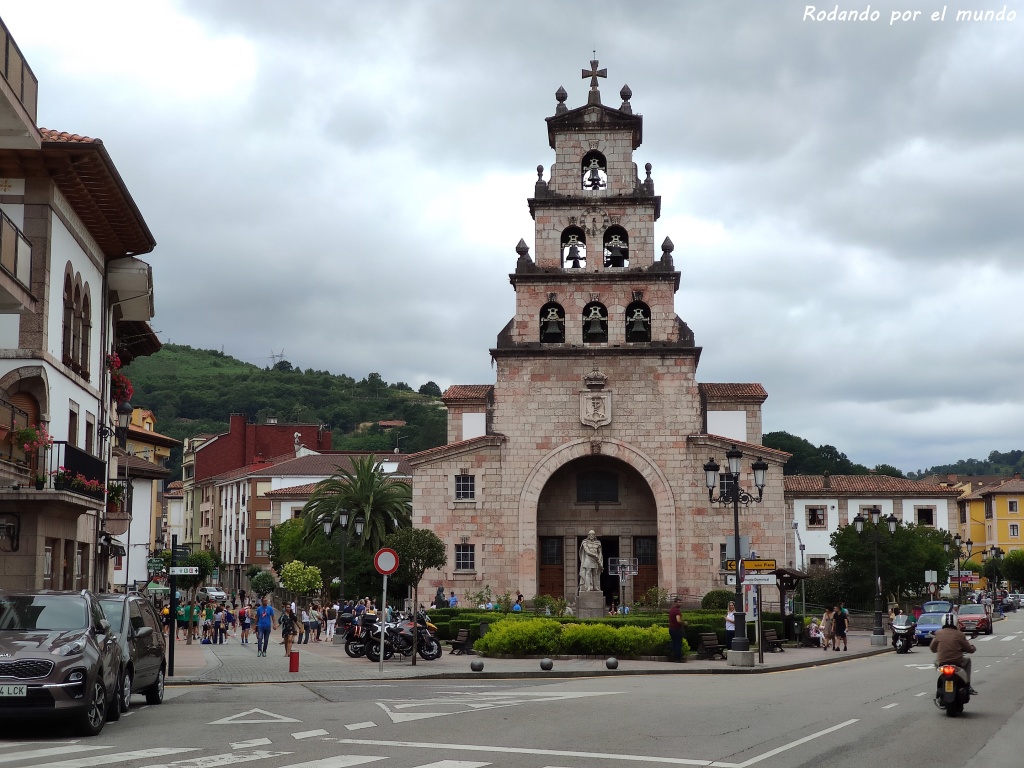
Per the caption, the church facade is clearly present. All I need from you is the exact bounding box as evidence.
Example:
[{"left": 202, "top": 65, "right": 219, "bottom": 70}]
[{"left": 409, "top": 63, "right": 790, "bottom": 606}]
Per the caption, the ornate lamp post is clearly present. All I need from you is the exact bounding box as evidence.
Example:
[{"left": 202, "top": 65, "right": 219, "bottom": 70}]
[
  {"left": 323, "top": 510, "right": 364, "bottom": 604},
  {"left": 704, "top": 446, "right": 769, "bottom": 653},
  {"left": 853, "top": 507, "right": 897, "bottom": 647},
  {"left": 989, "top": 545, "right": 1005, "bottom": 597}
]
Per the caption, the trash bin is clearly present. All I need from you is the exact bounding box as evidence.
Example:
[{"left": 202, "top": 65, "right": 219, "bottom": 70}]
[{"left": 289, "top": 651, "right": 299, "bottom": 673}]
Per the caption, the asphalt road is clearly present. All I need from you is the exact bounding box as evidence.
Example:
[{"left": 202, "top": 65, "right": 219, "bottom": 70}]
[{"left": 3, "top": 613, "right": 1023, "bottom": 768}]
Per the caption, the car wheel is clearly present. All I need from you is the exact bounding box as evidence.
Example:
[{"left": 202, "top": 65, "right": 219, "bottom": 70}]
[
  {"left": 144, "top": 665, "right": 165, "bottom": 705},
  {"left": 75, "top": 680, "right": 107, "bottom": 737},
  {"left": 117, "top": 667, "right": 133, "bottom": 713}
]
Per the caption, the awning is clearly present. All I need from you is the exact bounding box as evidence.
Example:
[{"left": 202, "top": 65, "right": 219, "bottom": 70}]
[
  {"left": 106, "top": 535, "right": 126, "bottom": 556},
  {"left": 146, "top": 582, "right": 169, "bottom": 594}
]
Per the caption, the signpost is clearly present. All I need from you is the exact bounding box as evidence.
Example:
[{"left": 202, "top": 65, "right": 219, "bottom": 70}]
[
  {"left": 724, "top": 559, "right": 777, "bottom": 572},
  {"left": 147, "top": 558, "right": 164, "bottom": 572},
  {"left": 169, "top": 566, "right": 199, "bottom": 575},
  {"left": 373, "top": 548, "right": 399, "bottom": 674},
  {"left": 743, "top": 574, "right": 777, "bottom": 586}
]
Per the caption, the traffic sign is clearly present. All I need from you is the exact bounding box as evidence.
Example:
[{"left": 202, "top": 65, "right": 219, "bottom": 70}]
[
  {"left": 373, "top": 548, "right": 399, "bottom": 576},
  {"left": 169, "top": 566, "right": 199, "bottom": 575},
  {"left": 147, "top": 558, "right": 164, "bottom": 571},
  {"left": 724, "top": 559, "right": 777, "bottom": 572},
  {"left": 743, "top": 574, "right": 777, "bottom": 586}
]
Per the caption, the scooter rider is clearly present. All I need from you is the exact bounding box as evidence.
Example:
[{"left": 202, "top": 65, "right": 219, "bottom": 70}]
[{"left": 930, "top": 612, "right": 977, "bottom": 695}]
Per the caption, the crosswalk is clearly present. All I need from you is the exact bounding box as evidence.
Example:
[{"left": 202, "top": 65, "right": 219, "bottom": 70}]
[
  {"left": 0, "top": 744, "right": 598, "bottom": 768},
  {"left": 975, "top": 632, "right": 1022, "bottom": 641}
]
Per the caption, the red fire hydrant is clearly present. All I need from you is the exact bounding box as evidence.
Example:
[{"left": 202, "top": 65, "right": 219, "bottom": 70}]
[{"left": 289, "top": 651, "right": 299, "bottom": 673}]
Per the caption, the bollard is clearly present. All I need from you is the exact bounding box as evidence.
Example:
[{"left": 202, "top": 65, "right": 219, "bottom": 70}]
[
  {"left": 289, "top": 651, "right": 300, "bottom": 673},
  {"left": 606, "top": 657, "right": 618, "bottom": 670},
  {"left": 470, "top": 660, "right": 484, "bottom": 672},
  {"left": 540, "top": 658, "right": 553, "bottom": 671}
]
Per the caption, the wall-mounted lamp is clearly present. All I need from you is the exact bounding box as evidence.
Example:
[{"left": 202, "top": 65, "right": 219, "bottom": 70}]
[
  {"left": 0, "top": 512, "right": 20, "bottom": 552},
  {"left": 98, "top": 401, "right": 133, "bottom": 449}
]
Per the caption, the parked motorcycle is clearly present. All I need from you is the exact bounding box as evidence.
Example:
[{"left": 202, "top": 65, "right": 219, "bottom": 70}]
[
  {"left": 342, "top": 612, "right": 370, "bottom": 658},
  {"left": 890, "top": 615, "right": 915, "bottom": 654},
  {"left": 365, "top": 611, "right": 441, "bottom": 662}
]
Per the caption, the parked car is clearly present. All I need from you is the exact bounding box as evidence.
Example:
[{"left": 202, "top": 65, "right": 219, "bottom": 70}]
[
  {"left": 197, "top": 587, "right": 228, "bottom": 603},
  {"left": 0, "top": 590, "right": 122, "bottom": 736},
  {"left": 98, "top": 593, "right": 167, "bottom": 713},
  {"left": 956, "top": 603, "right": 993, "bottom": 634},
  {"left": 922, "top": 600, "right": 953, "bottom": 614},
  {"left": 915, "top": 612, "right": 946, "bottom": 645}
]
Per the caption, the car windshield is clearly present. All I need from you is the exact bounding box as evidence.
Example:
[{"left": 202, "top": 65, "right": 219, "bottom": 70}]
[
  {"left": 918, "top": 613, "right": 944, "bottom": 624},
  {"left": 0, "top": 596, "right": 88, "bottom": 631},
  {"left": 959, "top": 605, "right": 985, "bottom": 615},
  {"left": 923, "top": 602, "right": 951, "bottom": 612},
  {"left": 98, "top": 599, "right": 126, "bottom": 629}
]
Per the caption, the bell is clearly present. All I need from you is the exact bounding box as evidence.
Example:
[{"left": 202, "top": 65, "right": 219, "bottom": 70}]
[
  {"left": 628, "top": 313, "right": 648, "bottom": 337},
  {"left": 566, "top": 243, "right": 582, "bottom": 269},
  {"left": 586, "top": 316, "right": 605, "bottom": 336},
  {"left": 542, "top": 312, "right": 563, "bottom": 339},
  {"left": 584, "top": 159, "right": 605, "bottom": 190}
]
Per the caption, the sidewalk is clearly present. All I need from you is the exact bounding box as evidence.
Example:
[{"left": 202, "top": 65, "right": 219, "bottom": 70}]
[{"left": 166, "top": 629, "right": 893, "bottom": 685}]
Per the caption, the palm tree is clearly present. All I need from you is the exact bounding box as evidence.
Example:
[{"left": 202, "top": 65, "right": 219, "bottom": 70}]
[{"left": 301, "top": 454, "right": 411, "bottom": 551}]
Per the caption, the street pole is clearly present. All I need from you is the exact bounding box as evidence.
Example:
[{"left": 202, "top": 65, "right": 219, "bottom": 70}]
[
  {"left": 872, "top": 528, "right": 883, "bottom": 642},
  {"left": 732, "top": 484, "right": 747, "bottom": 652},
  {"left": 854, "top": 509, "right": 895, "bottom": 647},
  {"left": 168, "top": 534, "right": 176, "bottom": 677}
]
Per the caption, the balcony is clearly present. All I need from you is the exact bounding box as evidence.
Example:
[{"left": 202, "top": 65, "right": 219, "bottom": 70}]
[
  {"left": 0, "top": 208, "right": 34, "bottom": 310},
  {"left": 0, "top": 18, "right": 40, "bottom": 149}
]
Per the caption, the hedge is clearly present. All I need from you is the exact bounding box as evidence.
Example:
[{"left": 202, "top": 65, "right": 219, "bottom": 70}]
[{"left": 472, "top": 617, "right": 683, "bottom": 658}]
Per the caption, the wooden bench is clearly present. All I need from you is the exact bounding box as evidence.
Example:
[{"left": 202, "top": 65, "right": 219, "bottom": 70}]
[
  {"left": 449, "top": 628, "right": 472, "bottom": 655},
  {"left": 697, "top": 632, "right": 726, "bottom": 660},
  {"left": 762, "top": 628, "right": 785, "bottom": 652}
]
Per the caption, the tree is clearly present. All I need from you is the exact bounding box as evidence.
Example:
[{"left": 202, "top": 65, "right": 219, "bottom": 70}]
[
  {"left": 269, "top": 517, "right": 342, "bottom": 593},
  {"left": 246, "top": 563, "right": 263, "bottom": 581},
  {"left": 383, "top": 527, "right": 447, "bottom": 666},
  {"left": 418, "top": 381, "right": 442, "bottom": 397},
  {"left": 250, "top": 571, "right": 277, "bottom": 597},
  {"left": 280, "top": 560, "right": 322, "bottom": 595},
  {"left": 1001, "top": 549, "right": 1024, "bottom": 591},
  {"left": 174, "top": 550, "right": 217, "bottom": 645},
  {"left": 300, "top": 454, "right": 411, "bottom": 552}
]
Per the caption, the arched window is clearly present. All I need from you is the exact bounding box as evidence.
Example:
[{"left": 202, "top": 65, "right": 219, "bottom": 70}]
[
  {"left": 71, "top": 282, "right": 82, "bottom": 373},
  {"left": 625, "top": 301, "right": 651, "bottom": 343},
  {"left": 539, "top": 302, "right": 565, "bottom": 343},
  {"left": 62, "top": 272, "right": 73, "bottom": 364},
  {"left": 582, "top": 302, "right": 608, "bottom": 344},
  {"left": 81, "top": 291, "right": 92, "bottom": 379},
  {"left": 604, "top": 226, "right": 629, "bottom": 268},
  {"left": 581, "top": 150, "right": 607, "bottom": 191},
  {"left": 577, "top": 470, "right": 618, "bottom": 503},
  {"left": 560, "top": 227, "right": 587, "bottom": 269}
]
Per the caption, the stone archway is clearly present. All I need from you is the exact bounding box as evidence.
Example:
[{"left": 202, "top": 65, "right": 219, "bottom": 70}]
[{"left": 518, "top": 437, "right": 677, "bottom": 601}]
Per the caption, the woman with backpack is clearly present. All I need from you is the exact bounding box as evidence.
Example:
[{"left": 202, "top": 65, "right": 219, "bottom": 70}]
[{"left": 281, "top": 606, "right": 299, "bottom": 657}]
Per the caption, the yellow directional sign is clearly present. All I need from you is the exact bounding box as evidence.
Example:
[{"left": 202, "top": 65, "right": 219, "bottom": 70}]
[{"left": 724, "top": 559, "right": 777, "bottom": 572}]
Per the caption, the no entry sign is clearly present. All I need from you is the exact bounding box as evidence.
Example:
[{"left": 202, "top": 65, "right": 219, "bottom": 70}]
[{"left": 374, "top": 547, "right": 399, "bottom": 576}]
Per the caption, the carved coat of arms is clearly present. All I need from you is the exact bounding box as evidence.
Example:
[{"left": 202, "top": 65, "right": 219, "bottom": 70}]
[{"left": 580, "top": 392, "right": 611, "bottom": 429}]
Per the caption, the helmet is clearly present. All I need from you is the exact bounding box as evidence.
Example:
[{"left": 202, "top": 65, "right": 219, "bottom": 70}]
[{"left": 943, "top": 612, "right": 958, "bottom": 628}]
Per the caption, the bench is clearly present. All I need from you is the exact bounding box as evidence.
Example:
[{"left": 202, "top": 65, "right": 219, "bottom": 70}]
[
  {"left": 697, "top": 632, "right": 726, "bottom": 660},
  {"left": 449, "top": 628, "right": 473, "bottom": 655},
  {"left": 762, "top": 628, "right": 785, "bottom": 652}
]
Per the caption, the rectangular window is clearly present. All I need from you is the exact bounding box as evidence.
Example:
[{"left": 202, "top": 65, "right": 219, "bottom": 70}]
[
  {"left": 1011, "top": 524, "right": 1019, "bottom": 538},
  {"left": 916, "top": 507, "right": 935, "bottom": 527},
  {"left": 455, "top": 474, "right": 475, "bottom": 500},
  {"left": 1010, "top": 500, "right": 1019, "bottom": 513},
  {"left": 577, "top": 470, "right": 618, "bottom": 503},
  {"left": 68, "top": 409, "right": 79, "bottom": 448},
  {"left": 540, "top": 537, "right": 563, "bottom": 566},
  {"left": 806, "top": 507, "right": 826, "bottom": 528},
  {"left": 719, "top": 543, "right": 728, "bottom": 570},
  {"left": 634, "top": 536, "right": 657, "bottom": 566},
  {"left": 959, "top": 503, "right": 967, "bottom": 525},
  {"left": 455, "top": 543, "right": 475, "bottom": 571},
  {"left": 985, "top": 497, "right": 994, "bottom": 519},
  {"left": 809, "top": 556, "right": 828, "bottom": 569}
]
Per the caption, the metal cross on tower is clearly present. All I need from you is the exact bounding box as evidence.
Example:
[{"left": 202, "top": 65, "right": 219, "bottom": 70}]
[{"left": 582, "top": 58, "right": 607, "bottom": 89}]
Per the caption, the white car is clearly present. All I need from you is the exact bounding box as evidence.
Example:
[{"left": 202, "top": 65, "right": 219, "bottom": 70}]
[{"left": 197, "top": 587, "right": 228, "bottom": 603}]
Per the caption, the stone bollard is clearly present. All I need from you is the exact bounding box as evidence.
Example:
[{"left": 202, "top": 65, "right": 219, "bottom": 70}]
[
  {"left": 470, "top": 660, "right": 484, "bottom": 672},
  {"left": 540, "top": 658, "right": 553, "bottom": 671}
]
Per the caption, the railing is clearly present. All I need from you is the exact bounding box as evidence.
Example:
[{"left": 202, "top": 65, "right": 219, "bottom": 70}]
[
  {"left": 0, "top": 397, "right": 31, "bottom": 464},
  {"left": 0, "top": 210, "right": 32, "bottom": 289},
  {"left": 0, "top": 19, "right": 39, "bottom": 123},
  {"left": 40, "top": 442, "right": 107, "bottom": 500}
]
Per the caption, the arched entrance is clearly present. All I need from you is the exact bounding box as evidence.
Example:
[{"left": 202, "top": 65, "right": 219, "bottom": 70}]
[{"left": 536, "top": 455, "right": 658, "bottom": 607}]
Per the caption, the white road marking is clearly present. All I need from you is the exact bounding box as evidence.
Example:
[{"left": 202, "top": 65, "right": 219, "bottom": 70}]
[
  {"left": 0, "top": 747, "right": 110, "bottom": 765},
  {"left": 882, "top": 703, "right": 899, "bottom": 709},
  {"left": 904, "top": 664, "right": 933, "bottom": 669},
  {"left": 209, "top": 708, "right": 301, "bottom": 725},
  {"left": 717, "top": 719, "right": 860, "bottom": 768},
  {"left": 291, "top": 731, "right": 329, "bottom": 740},
  {"left": 414, "top": 762, "right": 492, "bottom": 768},
  {"left": 376, "top": 691, "right": 617, "bottom": 724},
  {"left": 915, "top": 692, "right": 928, "bottom": 697},
  {"left": 139, "top": 750, "right": 291, "bottom": 768},
  {"left": 344, "top": 723, "right": 377, "bottom": 731},
  {"left": 976, "top": 636, "right": 996, "bottom": 642},
  {"left": 231, "top": 740, "right": 272, "bottom": 751},
  {"left": 30, "top": 750, "right": 197, "bottom": 768},
  {"left": 1000, "top": 636, "right": 1015, "bottom": 641},
  {"left": 276, "top": 758, "right": 385, "bottom": 768}
]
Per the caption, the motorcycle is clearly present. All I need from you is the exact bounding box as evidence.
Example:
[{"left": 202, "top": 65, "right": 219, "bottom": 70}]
[
  {"left": 934, "top": 631, "right": 979, "bottom": 717},
  {"left": 365, "top": 611, "right": 442, "bottom": 662},
  {"left": 342, "top": 612, "right": 370, "bottom": 658},
  {"left": 890, "top": 615, "right": 915, "bottom": 654}
]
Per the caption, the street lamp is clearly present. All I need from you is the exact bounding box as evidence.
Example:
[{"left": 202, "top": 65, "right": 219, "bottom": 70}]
[
  {"left": 323, "top": 509, "right": 362, "bottom": 604},
  {"left": 853, "top": 507, "right": 897, "bottom": 647},
  {"left": 989, "top": 545, "right": 1005, "bottom": 596},
  {"left": 704, "top": 446, "right": 769, "bottom": 653}
]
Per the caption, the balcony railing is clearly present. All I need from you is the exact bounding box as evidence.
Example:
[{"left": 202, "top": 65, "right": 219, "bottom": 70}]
[
  {"left": 0, "top": 19, "right": 39, "bottom": 123},
  {"left": 39, "top": 442, "right": 107, "bottom": 501},
  {"left": 0, "top": 210, "right": 32, "bottom": 290}
]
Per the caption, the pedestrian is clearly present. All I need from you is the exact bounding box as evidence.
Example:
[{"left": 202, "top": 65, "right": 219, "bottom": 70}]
[
  {"left": 724, "top": 601, "right": 737, "bottom": 650},
  {"left": 326, "top": 602, "right": 338, "bottom": 641},
  {"left": 254, "top": 596, "right": 277, "bottom": 657},
  {"left": 239, "top": 604, "right": 251, "bottom": 644},
  {"left": 300, "top": 606, "right": 311, "bottom": 644},
  {"left": 161, "top": 604, "right": 170, "bottom": 635},
  {"left": 213, "top": 604, "right": 225, "bottom": 644},
  {"left": 448, "top": 591, "right": 459, "bottom": 608},
  {"left": 281, "top": 607, "right": 299, "bottom": 657},
  {"left": 832, "top": 603, "right": 849, "bottom": 651},
  {"left": 311, "top": 604, "right": 322, "bottom": 641},
  {"left": 821, "top": 606, "right": 834, "bottom": 651},
  {"left": 175, "top": 601, "right": 187, "bottom": 640},
  {"left": 667, "top": 597, "right": 685, "bottom": 662}
]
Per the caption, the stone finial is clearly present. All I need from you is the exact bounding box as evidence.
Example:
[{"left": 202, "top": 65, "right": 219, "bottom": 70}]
[
  {"left": 619, "top": 84, "right": 632, "bottom": 114},
  {"left": 535, "top": 164, "right": 548, "bottom": 196},
  {"left": 537, "top": 165, "right": 544, "bottom": 181},
  {"left": 644, "top": 162, "right": 655, "bottom": 194},
  {"left": 555, "top": 85, "right": 568, "bottom": 115},
  {"left": 660, "top": 236, "right": 674, "bottom": 268},
  {"left": 516, "top": 239, "right": 531, "bottom": 261}
]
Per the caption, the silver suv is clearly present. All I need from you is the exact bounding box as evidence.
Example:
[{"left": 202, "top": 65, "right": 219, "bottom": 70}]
[{"left": 0, "top": 590, "right": 122, "bottom": 736}]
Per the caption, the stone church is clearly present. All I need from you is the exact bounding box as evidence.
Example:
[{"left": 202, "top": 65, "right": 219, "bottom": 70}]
[{"left": 409, "top": 62, "right": 790, "bottom": 607}]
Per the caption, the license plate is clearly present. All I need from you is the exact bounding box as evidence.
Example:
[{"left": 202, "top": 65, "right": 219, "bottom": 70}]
[
  {"left": 944, "top": 680, "right": 954, "bottom": 693},
  {"left": 0, "top": 685, "right": 26, "bottom": 697}
]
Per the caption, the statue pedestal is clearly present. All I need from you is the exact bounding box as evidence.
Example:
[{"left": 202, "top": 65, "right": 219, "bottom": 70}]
[
  {"left": 577, "top": 590, "right": 605, "bottom": 619},
  {"left": 726, "top": 649, "right": 755, "bottom": 667}
]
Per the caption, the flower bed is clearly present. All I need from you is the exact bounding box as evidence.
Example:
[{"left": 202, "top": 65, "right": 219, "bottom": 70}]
[{"left": 471, "top": 617, "right": 681, "bottom": 658}]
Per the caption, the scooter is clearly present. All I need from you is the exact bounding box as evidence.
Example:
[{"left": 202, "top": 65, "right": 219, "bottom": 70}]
[
  {"left": 934, "top": 631, "right": 979, "bottom": 717},
  {"left": 890, "top": 616, "right": 915, "bottom": 654}
]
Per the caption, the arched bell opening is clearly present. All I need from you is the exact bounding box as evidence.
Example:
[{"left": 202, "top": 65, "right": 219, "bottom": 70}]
[
  {"left": 581, "top": 150, "right": 607, "bottom": 191},
  {"left": 560, "top": 227, "right": 587, "bottom": 269},
  {"left": 535, "top": 455, "right": 657, "bottom": 606},
  {"left": 625, "top": 301, "right": 651, "bottom": 343},
  {"left": 582, "top": 301, "right": 608, "bottom": 344},
  {"left": 603, "top": 226, "right": 629, "bottom": 268},
  {"left": 538, "top": 302, "right": 565, "bottom": 344}
]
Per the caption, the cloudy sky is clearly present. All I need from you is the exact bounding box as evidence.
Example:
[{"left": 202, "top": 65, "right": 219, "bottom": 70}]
[{"left": 3, "top": 0, "right": 1022, "bottom": 473}]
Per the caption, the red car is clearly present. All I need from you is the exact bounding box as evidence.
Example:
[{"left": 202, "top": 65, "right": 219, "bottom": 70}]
[{"left": 957, "top": 604, "right": 993, "bottom": 635}]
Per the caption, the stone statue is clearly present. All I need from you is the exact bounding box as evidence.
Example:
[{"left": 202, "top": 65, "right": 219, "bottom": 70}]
[{"left": 578, "top": 530, "right": 603, "bottom": 593}]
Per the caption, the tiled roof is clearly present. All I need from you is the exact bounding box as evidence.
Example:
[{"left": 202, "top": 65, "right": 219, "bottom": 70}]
[
  {"left": 127, "top": 423, "right": 180, "bottom": 447},
  {"left": 691, "top": 434, "right": 792, "bottom": 460},
  {"left": 264, "top": 483, "right": 318, "bottom": 498},
  {"left": 699, "top": 383, "right": 768, "bottom": 401},
  {"left": 39, "top": 129, "right": 100, "bottom": 144},
  {"left": 208, "top": 452, "right": 411, "bottom": 484},
  {"left": 377, "top": 420, "right": 407, "bottom": 428},
  {"left": 976, "top": 479, "right": 1024, "bottom": 497},
  {"left": 442, "top": 385, "right": 493, "bottom": 403},
  {"left": 784, "top": 475, "right": 962, "bottom": 495},
  {"left": 407, "top": 435, "right": 505, "bottom": 464}
]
